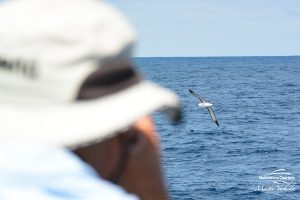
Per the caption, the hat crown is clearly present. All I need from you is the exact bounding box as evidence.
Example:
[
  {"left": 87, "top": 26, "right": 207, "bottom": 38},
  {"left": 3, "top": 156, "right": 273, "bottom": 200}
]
[{"left": 0, "top": 0, "right": 136, "bottom": 104}]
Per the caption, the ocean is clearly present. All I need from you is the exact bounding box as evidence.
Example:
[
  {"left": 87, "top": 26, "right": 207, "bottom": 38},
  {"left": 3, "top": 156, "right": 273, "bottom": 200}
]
[{"left": 134, "top": 57, "right": 300, "bottom": 200}]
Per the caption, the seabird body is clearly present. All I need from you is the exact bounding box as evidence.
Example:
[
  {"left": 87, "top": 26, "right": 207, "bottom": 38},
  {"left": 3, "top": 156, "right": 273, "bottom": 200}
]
[
  {"left": 189, "top": 89, "right": 219, "bottom": 126},
  {"left": 198, "top": 102, "right": 213, "bottom": 107}
]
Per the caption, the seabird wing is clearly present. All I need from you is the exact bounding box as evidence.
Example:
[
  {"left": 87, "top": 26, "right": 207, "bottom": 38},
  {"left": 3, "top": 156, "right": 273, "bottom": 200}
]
[
  {"left": 206, "top": 107, "right": 219, "bottom": 126},
  {"left": 189, "top": 89, "right": 205, "bottom": 103}
]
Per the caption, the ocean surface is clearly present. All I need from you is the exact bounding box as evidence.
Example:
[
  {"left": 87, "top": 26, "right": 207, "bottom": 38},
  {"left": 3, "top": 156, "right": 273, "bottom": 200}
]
[{"left": 134, "top": 57, "right": 300, "bottom": 200}]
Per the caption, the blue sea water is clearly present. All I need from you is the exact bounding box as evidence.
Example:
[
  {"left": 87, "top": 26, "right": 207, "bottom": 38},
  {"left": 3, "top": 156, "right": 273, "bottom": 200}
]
[{"left": 134, "top": 57, "right": 300, "bottom": 200}]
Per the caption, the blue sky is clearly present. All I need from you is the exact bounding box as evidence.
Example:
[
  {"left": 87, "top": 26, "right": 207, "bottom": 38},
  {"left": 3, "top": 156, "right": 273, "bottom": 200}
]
[{"left": 107, "top": 0, "right": 300, "bottom": 57}]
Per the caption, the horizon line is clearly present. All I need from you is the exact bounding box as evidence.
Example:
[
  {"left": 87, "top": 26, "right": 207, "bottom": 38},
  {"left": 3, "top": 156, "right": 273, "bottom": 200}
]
[{"left": 133, "top": 55, "right": 300, "bottom": 58}]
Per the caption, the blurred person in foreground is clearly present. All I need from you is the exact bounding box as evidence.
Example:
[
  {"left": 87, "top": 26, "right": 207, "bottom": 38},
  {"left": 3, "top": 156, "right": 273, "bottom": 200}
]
[{"left": 0, "top": 0, "right": 181, "bottom": 199}]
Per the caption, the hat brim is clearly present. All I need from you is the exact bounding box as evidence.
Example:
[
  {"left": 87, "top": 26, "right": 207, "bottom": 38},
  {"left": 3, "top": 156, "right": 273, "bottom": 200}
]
[{"left": 0, "top": 81, "right": 180, "bottom": 148}]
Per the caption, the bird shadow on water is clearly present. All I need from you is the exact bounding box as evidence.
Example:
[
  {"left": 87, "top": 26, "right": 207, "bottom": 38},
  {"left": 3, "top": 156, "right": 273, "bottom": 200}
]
[{"left": 188, "top": 126, "right": 234, "bottom": 137}]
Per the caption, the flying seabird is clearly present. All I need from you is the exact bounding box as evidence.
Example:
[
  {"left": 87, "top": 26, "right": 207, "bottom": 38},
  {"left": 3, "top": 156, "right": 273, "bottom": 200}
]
[{"left": 189, "top": 89, "right": 219, "bottom": 126}]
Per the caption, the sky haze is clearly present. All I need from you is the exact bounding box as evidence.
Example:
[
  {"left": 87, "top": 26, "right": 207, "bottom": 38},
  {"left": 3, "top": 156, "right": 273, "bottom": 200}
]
[{"left": 108, "top": 0, "right": 300, "bottom": 57}]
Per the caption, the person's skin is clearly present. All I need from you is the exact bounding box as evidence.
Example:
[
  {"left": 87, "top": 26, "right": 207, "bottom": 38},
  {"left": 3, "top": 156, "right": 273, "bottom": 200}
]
[{"left": 73, "top": 116, "right": 169, "bottom": 200}]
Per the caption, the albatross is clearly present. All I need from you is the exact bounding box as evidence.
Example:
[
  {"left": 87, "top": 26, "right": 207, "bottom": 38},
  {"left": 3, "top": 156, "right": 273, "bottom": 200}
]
[{"left": 189, "top": 89, "right": 219, "bottom": 126}]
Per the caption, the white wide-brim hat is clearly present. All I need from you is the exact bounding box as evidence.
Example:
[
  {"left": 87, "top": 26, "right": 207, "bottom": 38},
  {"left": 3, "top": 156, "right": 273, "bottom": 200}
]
[{"left": 0, "top": 0, "right": 181, "bottom": 148}]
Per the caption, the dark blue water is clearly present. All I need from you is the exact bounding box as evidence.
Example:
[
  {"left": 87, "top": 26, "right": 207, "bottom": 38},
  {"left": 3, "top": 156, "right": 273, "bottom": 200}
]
[{"left": 134, "top": 57, "right": 300, "bottom": 200}]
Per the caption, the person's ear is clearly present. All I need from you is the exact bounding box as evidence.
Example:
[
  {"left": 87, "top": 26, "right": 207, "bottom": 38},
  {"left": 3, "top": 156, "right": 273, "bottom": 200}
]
[
  {"left": 106, "top": 129, "right": 140, "bottom": 183},
  {"left": 116, "top": 118, "right": 169, "bottom": 200}
]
